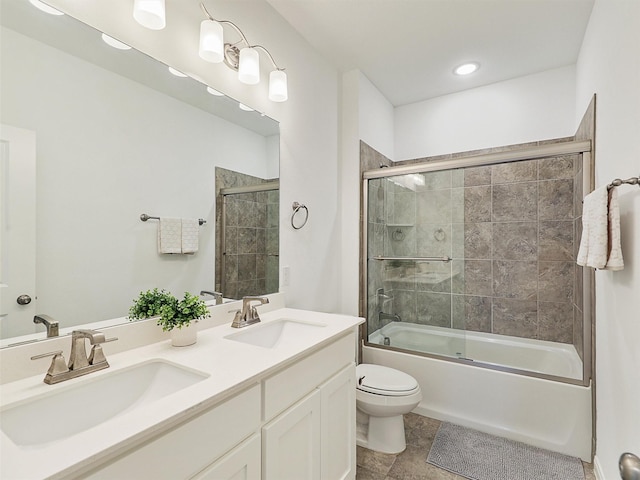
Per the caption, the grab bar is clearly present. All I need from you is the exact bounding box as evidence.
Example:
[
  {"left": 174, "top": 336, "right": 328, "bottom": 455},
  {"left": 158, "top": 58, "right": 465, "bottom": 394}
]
[{"left": 372, "top": 256, "right": 452, "bottom": 262}]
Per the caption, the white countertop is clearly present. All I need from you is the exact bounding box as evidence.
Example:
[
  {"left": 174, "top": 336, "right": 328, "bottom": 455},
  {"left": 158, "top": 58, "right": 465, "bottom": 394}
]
[{"left": 0, "top": 307, "right": 363, "bottom": 479}]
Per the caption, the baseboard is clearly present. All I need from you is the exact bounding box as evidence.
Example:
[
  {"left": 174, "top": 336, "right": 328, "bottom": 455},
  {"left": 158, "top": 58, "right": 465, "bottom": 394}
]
[{"left": 593, "top": 456, "right": 606, "bottom": 480}]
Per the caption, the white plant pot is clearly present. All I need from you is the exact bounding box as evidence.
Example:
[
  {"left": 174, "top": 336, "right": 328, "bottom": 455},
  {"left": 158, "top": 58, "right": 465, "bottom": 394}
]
[{"left": 170, "top": 323, "right": 197, "bottom": 347}]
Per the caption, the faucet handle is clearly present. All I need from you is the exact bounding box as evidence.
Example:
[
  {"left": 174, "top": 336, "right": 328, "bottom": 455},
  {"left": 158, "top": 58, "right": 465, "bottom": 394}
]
[
  {"left": 72, "top": 329, "right": 106, "bottom": 344},
  {"left": 31, "top": 351, "right": 69, "bottom": 376}
]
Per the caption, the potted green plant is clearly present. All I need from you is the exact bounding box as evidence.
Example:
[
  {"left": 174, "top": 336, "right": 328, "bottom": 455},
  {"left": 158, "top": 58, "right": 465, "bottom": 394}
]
[{"left": 129, "top": 289, "right": 210, "bottom": 346}]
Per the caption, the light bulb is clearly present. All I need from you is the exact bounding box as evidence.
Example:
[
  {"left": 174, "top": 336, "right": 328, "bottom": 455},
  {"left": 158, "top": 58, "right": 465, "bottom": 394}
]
[
  {"left": 238, "top": 47, "right": 260, "bottom": 85},
  {"left": 268, "top": 70, "right": 288, "bottom": 102},
  {"left": 199, "top": 20, "right": 224, "bottom": 63},
  {"left": 133, "top": 0, "right": 166, "bottom": 30}
]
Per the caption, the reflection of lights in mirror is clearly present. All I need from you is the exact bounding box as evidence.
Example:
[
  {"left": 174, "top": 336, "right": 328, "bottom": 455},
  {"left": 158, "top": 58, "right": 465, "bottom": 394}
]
[
  {"left": 168, "top": 66, "right": 188, "bottom": 77},
  {"left": 0, "top": 0, "right": 279, "bottom": 347},
  {"left": 207, "top": 86, "right": 224, "bottom": 96},
  {"left": 239, "top": 103, "right": 254, "bottom": 112},
  {"left": 28, "top": 0, "right": 63, "bottom": 16},
  {"left": 101, "top": 33, "right": 131, "bottom": 51}
]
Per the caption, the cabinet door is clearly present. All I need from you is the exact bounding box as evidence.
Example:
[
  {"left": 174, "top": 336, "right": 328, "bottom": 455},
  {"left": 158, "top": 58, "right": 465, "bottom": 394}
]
[
  {"left": 191, "top": 434, "right": 261, "bottom": 480},
  {"left": 320, "top": 364, "right": 356, "bottom": 480},
  {"left": 262, "top": 390, "right": 321, "bottom": 480}
]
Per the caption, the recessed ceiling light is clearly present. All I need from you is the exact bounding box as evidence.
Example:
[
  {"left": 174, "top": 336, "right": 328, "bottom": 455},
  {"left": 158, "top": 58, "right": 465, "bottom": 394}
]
[
  {"left": 206, "top": 86, "right": 224, "bottom": 96},
  {"left": 101, "top": 34, "right": 131, "bottom": 50},
  {"left": 454, "top": 62, "right": 480, "bottom": 76},
  {"left": 29, "top": 0, "right": 64, "bottom": 15},
  {"left": 168, "top": 67, "right": 187, "bottom": 77}
]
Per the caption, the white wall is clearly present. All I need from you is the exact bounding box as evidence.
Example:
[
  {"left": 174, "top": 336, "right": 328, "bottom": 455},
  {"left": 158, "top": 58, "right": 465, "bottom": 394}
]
[
  {"left": 340, "top": 71, "right": 395, "bottom": 315},
  {"left": 395, "top": 65, "right": 577, "bottom": 160},
  {"left": 40, "top": 0, "right": 342, "bottom": 313},
  {"left": 575, "top": 1, "right": 640, "bottom": 478},
  {"left": 1, "top": 26, "right": 270, "bottom": 327}
]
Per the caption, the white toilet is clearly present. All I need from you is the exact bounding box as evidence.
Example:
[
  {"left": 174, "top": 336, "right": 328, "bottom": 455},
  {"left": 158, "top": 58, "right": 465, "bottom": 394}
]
[{"left": 355, "top": 363, "right": 422, "bottom": 454}]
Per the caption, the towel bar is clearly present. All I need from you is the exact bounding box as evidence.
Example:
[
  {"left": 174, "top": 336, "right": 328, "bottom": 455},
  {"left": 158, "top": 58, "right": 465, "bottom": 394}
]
[
  {"left": 140, "top": 213, "right": 206, "bottom": 226},
  {"left": 607, "top": 176, "right": 639, "bottom": 190}
]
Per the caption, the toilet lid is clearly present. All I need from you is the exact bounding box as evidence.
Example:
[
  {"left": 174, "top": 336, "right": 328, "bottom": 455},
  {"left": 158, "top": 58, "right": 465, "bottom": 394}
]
[{"left": 356, "top": 364, "right": 419, "bottom": 396}]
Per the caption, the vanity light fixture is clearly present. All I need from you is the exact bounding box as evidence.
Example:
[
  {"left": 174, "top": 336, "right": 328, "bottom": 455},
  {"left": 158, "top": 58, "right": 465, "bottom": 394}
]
[
  {"left": 29, "top": 0, "right": 64, "bottom": 15},
  {"left": 198, "top": 2, "right": 288, "bottom": 102},
  {"left": 101, "top": 33, "right": 132, "bottom": 50},
  {"left": 454, "top": 62, "right": 480, "bottom": 76},
  {"left": 133, "top": 0, "right": 166, "bottom": 30}
]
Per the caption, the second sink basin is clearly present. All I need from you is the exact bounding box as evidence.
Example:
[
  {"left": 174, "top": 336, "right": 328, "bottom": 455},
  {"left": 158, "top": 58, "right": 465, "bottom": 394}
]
[
  {"left": 1, "top": 360, "right": 209, "bottom": 447},
  {"left": 224, "top": 318, "right": 327, "bottom": 349}
]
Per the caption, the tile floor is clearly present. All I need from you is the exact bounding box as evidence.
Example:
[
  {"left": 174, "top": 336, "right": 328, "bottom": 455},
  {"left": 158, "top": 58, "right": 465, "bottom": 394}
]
[{"left": 356, "top": 413, "right": 596, "bottom": 480}]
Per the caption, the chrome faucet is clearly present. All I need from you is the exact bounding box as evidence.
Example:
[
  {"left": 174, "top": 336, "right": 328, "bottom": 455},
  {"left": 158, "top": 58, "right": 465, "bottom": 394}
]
[
  {"left": 231, "top": 296, "right": 269, "bottom": 328},
  {"left": 200, "top": 290, "right": 223, "bottom": 305},
  {"left": 31, "top": 329, "right": 117, "bottom": 385},
  {"left": 33, "top": 314, "right": 59, "bottom": 338}
]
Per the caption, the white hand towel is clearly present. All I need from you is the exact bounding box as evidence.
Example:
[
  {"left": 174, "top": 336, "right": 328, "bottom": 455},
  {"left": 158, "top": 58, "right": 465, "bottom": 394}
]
[
  {"left": 576, "top": 186, "right": 624, "bottom": 270},
  {"left": 158, "top": 217, "right": 182, "bottom": 254},
  {"left": 181, "top": 218, "right": 199, "bottom": 254},
  {"left": 604, "top": 187, "right": 624, "bottom": 270}
]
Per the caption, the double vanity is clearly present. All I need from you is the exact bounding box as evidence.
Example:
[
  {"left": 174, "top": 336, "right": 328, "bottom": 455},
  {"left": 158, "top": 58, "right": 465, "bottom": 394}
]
[{"left": 0, "top": 294, "right": 363, "bottom": 479}]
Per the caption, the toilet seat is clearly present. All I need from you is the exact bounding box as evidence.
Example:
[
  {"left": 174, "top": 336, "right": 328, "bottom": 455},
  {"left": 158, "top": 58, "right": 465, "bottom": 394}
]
[{"left": 356, "top": 364, "right": 419, "bottom": 397}]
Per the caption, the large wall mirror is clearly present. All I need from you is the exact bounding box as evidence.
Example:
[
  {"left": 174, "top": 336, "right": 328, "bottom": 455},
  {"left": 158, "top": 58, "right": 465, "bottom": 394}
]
[{"left": 0, "top": 0, "right": 280, "bottom": 346}]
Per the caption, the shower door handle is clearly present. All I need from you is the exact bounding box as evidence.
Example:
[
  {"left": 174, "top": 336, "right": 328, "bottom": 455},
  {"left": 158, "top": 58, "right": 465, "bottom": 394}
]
[{"left": 620, "top": 453, "right": 640, "bottom": 480}]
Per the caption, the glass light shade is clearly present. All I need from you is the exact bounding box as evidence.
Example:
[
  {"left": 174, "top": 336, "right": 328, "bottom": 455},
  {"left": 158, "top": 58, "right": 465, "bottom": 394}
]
[
  {"left": 199, "top": 20, "right": 224, "bottom": 63},
  {"left": 133, "top": 0, "right": 166, "bottom": 30},
  {"left": 168, "top": 67, "right": 187, "bottom": 77},
  {"left": 238, "top": 103, "right": 254, "bottom": 112},
  {"left": 268, "top": 70, "right": 288, "bottom": 102},
  {"left": 238, "top": 48, "right": 260, "bottom": 85}
]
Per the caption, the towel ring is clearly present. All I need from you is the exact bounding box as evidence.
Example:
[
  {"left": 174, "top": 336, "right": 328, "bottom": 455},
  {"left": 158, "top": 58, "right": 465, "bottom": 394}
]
[{"left": 291, "top": 202, "right": 309, "bottom": 230}]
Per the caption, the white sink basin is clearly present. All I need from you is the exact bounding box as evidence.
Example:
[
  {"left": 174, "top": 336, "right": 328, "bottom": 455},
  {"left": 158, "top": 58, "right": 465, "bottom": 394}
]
[
  {"left": 0, "top": 360, "right": 208, "bottom": 447},
  {"left": 224, "top": 318, "right": 327, "bottom": 349}
]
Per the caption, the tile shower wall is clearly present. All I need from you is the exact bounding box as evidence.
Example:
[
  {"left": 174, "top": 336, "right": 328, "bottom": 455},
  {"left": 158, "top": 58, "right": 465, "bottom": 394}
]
[
  {"left": 215, "top": 168, "right": 279, "bottom": 299},
  {"left": 365, "top": 142, "right": 584, "bottom": 347}
]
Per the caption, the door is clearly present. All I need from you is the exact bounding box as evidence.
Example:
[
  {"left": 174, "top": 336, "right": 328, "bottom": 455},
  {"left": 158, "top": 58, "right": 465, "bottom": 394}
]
[
  {"left": 0, "top": 124, "right": 37, "bottom": 339},
  {"left": 262, "top": 390, "right": 321, "bottom": 480}
]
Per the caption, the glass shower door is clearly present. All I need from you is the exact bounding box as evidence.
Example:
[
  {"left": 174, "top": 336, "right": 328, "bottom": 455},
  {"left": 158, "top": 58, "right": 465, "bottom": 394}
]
[{"left": 365, "top": 170, "right": 466, "bottom": 360}]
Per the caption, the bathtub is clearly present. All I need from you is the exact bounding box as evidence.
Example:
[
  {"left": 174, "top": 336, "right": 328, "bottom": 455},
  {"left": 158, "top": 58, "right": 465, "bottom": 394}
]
[
  {"left": 369, "top": 322, "right": 583, "bottom": 379},
  {"left": 364, "top": 322, "right": 592, "bottom": 461}
]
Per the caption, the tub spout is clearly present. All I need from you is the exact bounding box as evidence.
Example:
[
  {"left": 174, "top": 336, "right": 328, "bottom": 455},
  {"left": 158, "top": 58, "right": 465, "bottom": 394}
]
[{"left": 379, "top": 311, "right": 401, "bottom": 323}]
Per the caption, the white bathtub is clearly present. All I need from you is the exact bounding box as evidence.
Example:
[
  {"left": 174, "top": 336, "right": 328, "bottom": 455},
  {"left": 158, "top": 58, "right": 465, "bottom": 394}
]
[
  {"left": 364, "top": 323, "right": 592, "bottom": 461},
  {"left": 369, "top": 322, "right": 583, "bottom": 379}
]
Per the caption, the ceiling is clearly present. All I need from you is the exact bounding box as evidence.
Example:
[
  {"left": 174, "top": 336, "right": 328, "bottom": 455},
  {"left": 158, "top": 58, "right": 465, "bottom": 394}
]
[{"left": 266, "top": 0, "right": 595, "bottom": 107}]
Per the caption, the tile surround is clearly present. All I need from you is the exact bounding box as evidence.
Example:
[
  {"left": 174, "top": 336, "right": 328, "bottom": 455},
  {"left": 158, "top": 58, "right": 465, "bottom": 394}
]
[{"left": 363, "top": 141, "right": 584, "bottom": 347}]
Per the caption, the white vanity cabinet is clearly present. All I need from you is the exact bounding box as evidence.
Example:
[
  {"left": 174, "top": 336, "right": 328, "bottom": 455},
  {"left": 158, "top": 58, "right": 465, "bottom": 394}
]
[
  {"left": 261, "top": 332, "right": 357, "bottom": 480},
  {"left": 82, "top": 385, "right": 262, "bottom": 480},
  {"left": 76, "top": 330, "right": 357, "bottom": 480}
]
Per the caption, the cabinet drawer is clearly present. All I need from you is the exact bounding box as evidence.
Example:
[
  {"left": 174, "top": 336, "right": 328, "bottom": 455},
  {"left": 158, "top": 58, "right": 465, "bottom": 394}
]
[
  {"left": 85, "top": 384, "right": 261, "bottom": 480},
  {"left": 263, "top": 332, "right": 355, "bottom": 421}
]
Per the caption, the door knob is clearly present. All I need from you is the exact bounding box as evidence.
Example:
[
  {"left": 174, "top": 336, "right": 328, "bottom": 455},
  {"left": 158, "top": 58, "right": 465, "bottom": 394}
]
[{"left": 17, "top": 294, "right": 32, "bottom": 305}]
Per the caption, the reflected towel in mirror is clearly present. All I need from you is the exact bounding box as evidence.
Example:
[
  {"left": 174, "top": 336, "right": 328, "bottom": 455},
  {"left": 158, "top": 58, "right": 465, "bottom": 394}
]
[
  {"left": 181, "top": 218, "right": 199, "bottom": 254},
  {"left": 157, "top": 217, "right": 182, "bottom": 254}
]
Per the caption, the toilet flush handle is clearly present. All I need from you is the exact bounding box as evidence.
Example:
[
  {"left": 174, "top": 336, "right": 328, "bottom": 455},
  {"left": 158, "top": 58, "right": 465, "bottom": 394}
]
[{"left": 358, "top": 375, "right": 365, "bottom": 386}]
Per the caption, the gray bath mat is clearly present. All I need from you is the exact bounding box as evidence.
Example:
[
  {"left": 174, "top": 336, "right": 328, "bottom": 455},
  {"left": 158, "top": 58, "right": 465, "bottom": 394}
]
[{"left": 427, "top": 422, "right": 585, "bottom": 480}]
